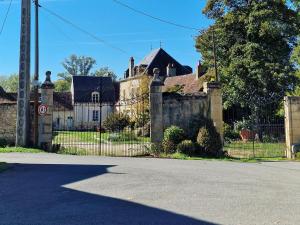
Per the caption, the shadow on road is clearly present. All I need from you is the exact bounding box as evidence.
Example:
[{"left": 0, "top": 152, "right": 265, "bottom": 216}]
[{"left": 0, "top": 163, "right": 219, "bottom": 225}]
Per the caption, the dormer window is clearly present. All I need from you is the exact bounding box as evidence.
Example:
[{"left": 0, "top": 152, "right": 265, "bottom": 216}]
[{"left": 92, "top": 92, "right": 100, "bottom": 103}]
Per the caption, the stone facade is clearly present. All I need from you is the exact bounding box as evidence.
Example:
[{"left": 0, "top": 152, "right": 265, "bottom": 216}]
[
  {"left": 285, "top": 96, "right": 300, "bottom": 158},
  {"left": 0, "top": 103, "right": 18, "bottom": 144}
]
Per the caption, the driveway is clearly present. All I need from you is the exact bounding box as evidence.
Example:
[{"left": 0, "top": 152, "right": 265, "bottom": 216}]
[{"left": 0, "top": 153, "right": 299, "bottom": 225}]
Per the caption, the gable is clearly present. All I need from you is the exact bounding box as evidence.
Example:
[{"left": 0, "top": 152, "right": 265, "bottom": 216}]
[{"left": 139, "top": 48, "right": 192, "bottom": 76}]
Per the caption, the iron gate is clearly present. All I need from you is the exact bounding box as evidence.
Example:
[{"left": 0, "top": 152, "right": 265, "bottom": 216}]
[
  {"left": 223, "top": 100, "right": 286, "bottom": 159},
  {"left": 52, "top": 94, "right": 150, "bottom": 156}
]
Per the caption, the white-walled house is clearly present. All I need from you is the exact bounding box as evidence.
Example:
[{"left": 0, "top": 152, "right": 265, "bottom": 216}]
[{"left": 52, "top": 76, "right": 116, "bottom": 130}]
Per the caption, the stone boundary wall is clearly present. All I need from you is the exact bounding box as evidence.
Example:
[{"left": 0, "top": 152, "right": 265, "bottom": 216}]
[
  {"left": 0, "top": 103, "right": 17, "bottom": 144},
  {"left": 162, "top": 93, "right": 209, "bottom": 131},
  {"left": 285, "top": 96, "right": 300, "bottom": 158},
  {"left": 150, "top": 79, "right": 223, "bottom": 144}
]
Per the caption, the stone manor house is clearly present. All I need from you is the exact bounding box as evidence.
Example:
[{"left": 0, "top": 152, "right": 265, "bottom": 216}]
[{"left": 0, "top": 48, "right": 208, "bottom": 141}]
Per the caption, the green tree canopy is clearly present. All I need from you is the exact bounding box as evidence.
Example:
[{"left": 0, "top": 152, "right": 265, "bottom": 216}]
[
  {"left": 54, "top": 79, "right": 71, "bottom": 92},
  {"left": 197, "top": 0, "right": 300, "bottom": 115},
  {"left": 93, "top": 67, "right": 117, "bottom": 80},
  {"left": 0, "top": 74, "right": 18, "bottom": 92},
  {"left": 62, "top": 55, "right": 96, "bottom": 76}
]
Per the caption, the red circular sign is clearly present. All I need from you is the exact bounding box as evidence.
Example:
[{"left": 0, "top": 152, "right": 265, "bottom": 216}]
[{"left": 38, "top": 104, "right": 48, "bottom": 116}]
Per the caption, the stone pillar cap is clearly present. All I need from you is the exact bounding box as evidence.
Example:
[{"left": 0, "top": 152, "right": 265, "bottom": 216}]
[
  {"left": 150, "top": 68, "right": 163, "bottom": 87},
  {"left": 41, "top": 71, "right": 55, "bottom": 89}
]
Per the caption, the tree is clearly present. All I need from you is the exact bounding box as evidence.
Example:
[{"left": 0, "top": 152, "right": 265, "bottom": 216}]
[
  {"left": 54, "top": 80, "right": 71, "bottom": 92},
  {"left": 196, "top": 0, "right": 300, "bottom": 117},
  {"left": 291, "top": 35, "right": 300, "bottom": 96},
  {"left": 93, "top": 67, "right": 117, "bottom": 80},
  {"left": 0, "top": 74, "right": 18, "bottom": 92},
  {"left": 57, "top": 72, "right": 72, "bottom": 83},
  {"left": 62, "top": 55, "right": 96, "bottom": 76}
]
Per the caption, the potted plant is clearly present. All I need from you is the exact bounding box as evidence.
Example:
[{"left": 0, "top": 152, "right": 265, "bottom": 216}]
[{"left": 234, "top": 119, "right": 255, "bottom": 142}]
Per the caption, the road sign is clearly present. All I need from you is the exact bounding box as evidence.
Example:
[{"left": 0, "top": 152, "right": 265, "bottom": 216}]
[{"left": 38, "top": 104, "right": 48, "bottom": 116}]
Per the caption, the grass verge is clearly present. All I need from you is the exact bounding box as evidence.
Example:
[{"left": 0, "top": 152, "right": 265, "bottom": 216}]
[
  {"left": 155, "top": 152, "right": 288, "bottom": 163},
  {"left": 0, "top": 147, "right": 44, "bottom": 153}
]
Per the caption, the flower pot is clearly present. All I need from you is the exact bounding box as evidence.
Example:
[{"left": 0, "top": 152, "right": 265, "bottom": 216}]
[{"left": 240, "top": 129, "right": 255, "bottom": 142}]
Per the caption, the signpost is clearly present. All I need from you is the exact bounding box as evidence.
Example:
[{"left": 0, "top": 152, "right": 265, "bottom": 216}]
[{"left": 16, "top": 0, "right": 31, "bottom": 147}]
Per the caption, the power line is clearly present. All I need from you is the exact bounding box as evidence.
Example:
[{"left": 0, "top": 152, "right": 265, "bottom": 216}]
[
  {"left": 39, "top": 4, "right": 129, "bottom": 54},
  {"left": 0, "top": 0, "right": 13, "bottom": 36},
  {"left": 112, "top": 0, "right": 199, "bottom": 31}
]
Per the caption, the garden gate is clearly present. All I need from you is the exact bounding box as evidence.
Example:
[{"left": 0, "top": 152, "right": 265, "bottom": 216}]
[
  {"left": 52, "top": 94, "right": 150, "bottom": 156},
  {"left": 223, "top": 99, "right": 286, "bottom": 159}
]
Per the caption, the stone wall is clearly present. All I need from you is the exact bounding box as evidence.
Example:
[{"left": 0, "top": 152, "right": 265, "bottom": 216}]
[
  {"left": 162, "top": 93, "right": 209, "bottom": 131},
  {"left": 285, "top": 96, "right": 300, "bottom": 158},
  {"left": 150, "top": 79, "right": 223, "bottom": 144},
  {"left": 0, "top": 103, "right": 17, "bottom": 144}
]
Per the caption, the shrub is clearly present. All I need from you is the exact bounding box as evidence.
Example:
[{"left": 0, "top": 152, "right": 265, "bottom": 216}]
[
  {"left": 103, "top": 113, "right": 130, "bottom": 132},
  {"left": 0, "top": 138, "right": 7, "bottom": 148},
  {"left": 134, "top": 112, "right": 150, "bottom": 128},
  {"left": 176, "top": 140, "right": 197, "bottom": 156},
  {"left": 163, "top": 126, "right": 185, "bottom": 145},
  {"left": 296, "top": 152, "right": 300, "bottom": 160},
  {"left": 224, "top": 123, "right": 239, "bottom": 143},
  {"left": 262, "top": 135, "right": 279, "bottom": 143},
  {"left": 187, "top": 115, "right": 216, "bottom": 141},
  {"left": 147, "top": 143, "right": 163, "bottom": 156},
  {"left": 162, "top": 140, "right": 177, "bottom": 154},
  {"left": 197, "top": 126, "right": 223, "bottom": 157},
  {"left": 234, "top": 119, "right": 252, "bottom": 133}
]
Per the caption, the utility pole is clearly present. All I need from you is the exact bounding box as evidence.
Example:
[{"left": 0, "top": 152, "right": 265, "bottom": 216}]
[
  {"left": 33, "top": 0, "right": 40, "bottom": 146},
  {"left": 212, "top": 28, "right": 219, "bottom": 82},
  {"left": 16, "top": 0, "right": 31, "bottom": 146}
]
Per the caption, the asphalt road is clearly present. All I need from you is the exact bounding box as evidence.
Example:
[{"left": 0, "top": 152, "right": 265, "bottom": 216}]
[{"left": 0, "top": 153, "right": 299, "bottom": 225}]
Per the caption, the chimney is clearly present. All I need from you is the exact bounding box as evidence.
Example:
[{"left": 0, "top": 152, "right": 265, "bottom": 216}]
[
  {"left": 196, "top": 61, "right": 202, "bottom": 80},
  {"left": 166, "top": 63, "right": 176, "bottom": 77},
  {"left": 129, "top": 57, "right": 134, "bottom": 77}
]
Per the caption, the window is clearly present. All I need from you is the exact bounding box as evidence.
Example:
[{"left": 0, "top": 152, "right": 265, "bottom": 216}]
[
  {"left": 92, "top": 110, "right": 99, "bottom": 121},
  {"left": 92, "top": 92, "right": 100, "bottom": 103}
]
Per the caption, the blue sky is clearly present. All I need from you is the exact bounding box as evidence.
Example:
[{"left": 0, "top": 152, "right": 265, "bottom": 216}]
[{"left": 0, "top": 0, "right": 212, "bottom": 81}]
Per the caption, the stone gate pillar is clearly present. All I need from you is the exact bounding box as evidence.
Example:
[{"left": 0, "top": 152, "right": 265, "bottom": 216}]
[
  {"left": 150, "top": 68, "right": 164, "bottom": 144},
  {"left": 204, "top": 82, "right": 223, "bottom": 142},
  {"left": 285, "top": 96, "right": 300, "bottom": 159},
  {"left": 38, "top": 71, "right": 54, "bottom": 151}
]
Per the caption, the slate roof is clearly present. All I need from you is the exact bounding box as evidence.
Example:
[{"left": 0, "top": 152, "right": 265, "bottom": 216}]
[
  {"left": 124, "top": 48, "right": 192, "bottom": 78},
  {"left": 163, "top": 74, "right": 201, "bottom": 94},
  {"left": 139, "top": 48, "right": 192, "bottom": 76},
  {"left": 53, "top": 92, "right": 73, "bottom": 110},
  {"left": 72, "top": 76, "right": 115, "bottom": 103}
]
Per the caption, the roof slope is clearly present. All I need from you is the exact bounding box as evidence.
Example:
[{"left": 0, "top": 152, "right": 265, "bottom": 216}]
[
  {"left": 72, "top": 76, "right": 115, "bottom": 103},
  {"left": 163, "top": 74, "right": 201, "bottom": 94},
  {"left": 138, "top": 48, "right": 192, "bottom": 76}
]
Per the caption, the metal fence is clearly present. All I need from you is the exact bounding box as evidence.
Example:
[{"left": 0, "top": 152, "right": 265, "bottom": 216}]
[
  {"left": 223, "top": 101, "right": 286, "bottom": 159},
  {"left": 52, "top": 94, "right": 150, "bottom": 156}
]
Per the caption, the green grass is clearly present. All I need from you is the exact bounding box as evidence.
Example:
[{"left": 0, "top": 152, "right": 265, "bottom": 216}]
[
  {"left": 224, "top": 141, "right": 286, "bottom": 158},
  {"left": 0, "top": 147, "right": 44, "bottom": 153},
  {"left": 0, "top": 162, "right": 8, "bottom": 173},
  {"left": 53, "top": 131, "right": 150, "bottom": 145},
  {"left": 156, "top": 152, "right": 287, "bottom": 163}
]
